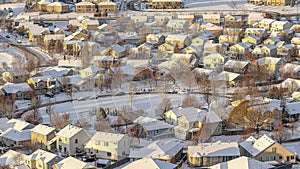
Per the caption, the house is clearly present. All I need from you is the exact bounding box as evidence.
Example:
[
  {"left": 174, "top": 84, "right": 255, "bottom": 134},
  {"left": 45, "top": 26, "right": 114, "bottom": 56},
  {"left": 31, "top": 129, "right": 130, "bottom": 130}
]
[
  {"left": 2, "top": 69, "right": 30, "bottom": 83},
  {"left": 200, "top": 23, "right": 223, "bottom": 37},
  {"left": 271, "top": 20, "right": 291, "bottom": 32},
  {"left": 245, "top": 28, "right": 268, "bottom": 39},
  {"left": 0, "top": 128, "right": 31, "bottom": 147},
  {"left": 111, "top": 44, "right": 127, "bottom": 58},
  {"left": 57, "top": 75, "right": 94, "bottom": 92},
  {"left": 56, "top": 125, "right": 92, "bottom": 156},
  {"left": 277, "top": 44, "right": 297, "bottom": 57},
  {"left": 229, "top": 43, "right": 251, "bottom": 57},
  {"left": 256, "top": 56, "right": 285, "bottom": 73},
  {"left": 242, "top": 35, "right": 261, "bottom": 45},
  {"left": 210, "top": 156, "right": 275, "bottom": 169},
  {"left": 166, "top": 19, "right": 189, "bottom": 33},
  {"left": 1, "top": 82, "right": 33, "bottom": 99},
  {"left": 224, "top": 14, "right": 243, "bottom": 28},
  {"left": 171, "top": 53, "right": 198, "bottom": 68},
  {"left": 31, "top": 124, "right": 56, "bottom": 150},
  {"left": 82, "top": 19, "right": 99, "bottom": 31},
  {"left": 291, "top": 36, "right": 300, "bottom": 45},
  {"left": 133, "top": 116, "right": 174, "bottom": 141},
  {"left": 178, "top": 14, "right": 194, "bottom": 24},
  {"left": 203, "top": 53, "right": 228, "bottom": 69},
  {"left": 165, "top": 34, "right": 191, "bottom": 48},
  {"left": 266, "top": 0, "right": 291, "bottom": 6},
  {"left": 264, "top": 37, "right": 281, "bottom": 45},
  {"left": 252, "top": 45, "right": 277, "bottom": 57},
  {"left": 79, "top": 65, "right": 100, "bottom": 78},
  {"left": 28, "top": 25, "right": 49, "bottom": 42},
  {"left": 151, "top": 0, "right": 183, "bottom": 9},
  {"left": 183, "top": 45, "right": 201, "bottom": 58},
  {"left": 27, "top": 76, "right": 58, "bottom": 95},
  {"left": 258, "top": 19, "right": 275, "bottom": 30},
  {"left": 165, "top": 107, "right": 202, "bottom": 125},
  {"left": 98, "top": 1, "right": 118, "bottom": 15},
  {"left": 214, "top": 71, "right": 241, "bottom": 87},
  {"left": 46, "top": 2, "right": 69, "bottom": 13},
  {"left": 218, "top": 35, "right": 239, "bottom": 45},
  {"left": 239, "top": 135, "right": 296, "bottom": 163},
  {"left": 52, "top": 157, "right": 91, "bottom": 169},
  {"left": 129, "top": 139, "right": 186, "bottom": 164},
  {"left": 284, "top": 102, "right": 300, "bottom": 120},
  {"left": 130, "top": 16, "right": 147, "bottom": 24},
  {"left": 58, "top": 60, "right": 82, "bottom": 70},
  {"left": 26, "top": 149, "right": 58, "bottom": 169},
  {"left": 146, "top": 34, "right": 165, "bottom": 47},
  {"left": 0, "top": 150, "right": 28, "bottom": 168},
  {"left": 44, "top": 34, "right": 65, "bottom": 50},
  {"left": 117, "top": 32, "right": 140, "bottom": 45},
  {"left": 158, "top": 42, "right": 176, "bottom": 53},
  {"left": 38, "top": 0, "right": 50, "bottom": 12},
  {"left": 37, "top": 67, "right": 73, "bottom": 78},
  {"left": 202, "top": 14, "right": 221, "bottom": 25},
  {"left": 280, "top": 63, "right": 300, "bottom": 78},
  {"left": 247, "top": 12, "right": 265, "bottom": 25},
  {"left": 0, "top": 119, "right": 33, "bottom": 134},
  {"left": 191, "top": 36, "right": 208, "bottom": 46},
  {"left": 187, "top": 141, "right": 240, "bottom": 167},
  {"left": 84, "top": 132, "right": 130, "bottom": 160},
  {"left": 121, "top": 158, "right": 177, "bottom": 169},
  {"left": 223, "top": 60, "right": 250, "bottom": 74},
  {"left": 93, "top": 55, "right": 115, "bottom": 68},
  {"left": 76, "top": 1, "right": 96, "bottom": 13}
]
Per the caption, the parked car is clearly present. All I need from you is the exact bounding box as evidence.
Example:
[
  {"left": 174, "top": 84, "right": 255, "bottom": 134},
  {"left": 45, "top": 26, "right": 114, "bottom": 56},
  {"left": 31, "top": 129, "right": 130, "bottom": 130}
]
[{"left": 45, "top": 92, "right": 54, "bottom": 98}]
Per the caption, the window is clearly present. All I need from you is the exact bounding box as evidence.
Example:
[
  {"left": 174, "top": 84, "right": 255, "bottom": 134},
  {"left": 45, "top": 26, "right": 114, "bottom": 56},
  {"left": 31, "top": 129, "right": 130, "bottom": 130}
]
[
  {"left": 75, "top": 139, "right": 78, "bottom": 144},
  {"left": 279, "top": 156, "right": 282, "bottom": 159},
  {"left": 104, "top": 142, "right": 109, "bottom": 146},
  {"left": 107, "top": 152, "right": 111, "bottom": 157},
  {"left": 291, "top": 156, "right": 295, "bottom": 160},
  {"left": 272, "top": 148, "right": 276, "bottom": 153}
]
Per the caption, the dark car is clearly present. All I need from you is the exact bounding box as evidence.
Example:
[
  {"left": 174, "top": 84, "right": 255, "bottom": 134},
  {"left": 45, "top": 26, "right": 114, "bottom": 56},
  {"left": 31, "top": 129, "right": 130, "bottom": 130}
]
[
  {"left": 45, "top": 92, "right": 54, "bottom": 98},
  {"left": 5, "top": 35, "right": 10, "bottom": 38}
]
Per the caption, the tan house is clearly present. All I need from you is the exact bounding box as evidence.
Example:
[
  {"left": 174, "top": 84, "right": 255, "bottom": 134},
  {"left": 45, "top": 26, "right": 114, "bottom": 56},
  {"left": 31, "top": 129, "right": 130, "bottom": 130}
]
[
  {"left": 46, "top": 2, "right": 70, "bottom": 13},
  {"left": 263, "top": 37, "right": 281, "bottom": 45},
  {"left": 44, "top": 34, "right": 65, "bottom": 50},
  {"left": 76, "top": 1, "right": 96, "bottom": 13},
  {"left": 229, "top": 43, "right": 251, "bottom": 57},
  {"left": 252, "top": 45, "right": 277, "bottom": 57},
  {"left": 270, "top": 20, "right": 291, "bottom": 32},
  {"left": 242, "top": 35, "right": 261, "bottom": 45},
  {"left": 151, "top": 0, "right": 183, "bottom": 9},
  {"left": 52, "top": 157, "right": 93, "bottom": 169},
  {"left": 165, "top": 34, "right": 191, "bottom": 48},
  {"left": 266, "top": 0, "right": 291, "bottom": 6},
  {"left": 247, "top": 12, "right": 265, "bottom": 25},
  {"left": 31, "top": 124, "right": 56, "bottom": 150},
  {"left": 258, "top": 19, "right": 275, "bottom": 30},
  {"left": 98, "top": 1, "right": 118, "bottom": 15},
  {"left": 202, "top": 14, "right": 221, "bottom": 25},
  {"left": 38, "top": 0, "right": 50, "bottom": 12},
  {"left": 178, "top": 14, "right": 194, "bottom": 24},
  {"left": 26, "top": 149, "right": 57, "bottom": 169},
  {"left": 56, "top": 125, "right": 91, "bottom": 156},
  {"left": 166, "top": 19, "right": 190, "bottom": 33},
  {"left": 28, "top": 25, "right": 49, "bottom": 43},
  {"left": 256, "top": 56, "right": 285, "bottom": 72},
  {"left": 82, "top": 19, "right": 99, "bottom": 30},
  {"left": 203, "top": 53, "right": 228, "bottom": 69},
  {"left": 245, "top": 28, "right": 268, "bottom": 39},
  {"left": 218, "top": 35, "right": 239, "bottom": 45},
  {"left": 240, "top": 135, "right": 296, "bottom": 163},
  {"left": 84, "top": 132, "right": 130, "bottom": 160},
  {"left": 188, "top": 142, "right": 240, "bottom": 167}
]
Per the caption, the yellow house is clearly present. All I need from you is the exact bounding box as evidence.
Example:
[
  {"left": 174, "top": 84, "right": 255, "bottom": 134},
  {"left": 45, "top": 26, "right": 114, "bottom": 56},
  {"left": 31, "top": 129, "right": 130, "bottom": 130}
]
[
  {"left": 43, "top": 34, "right": 65, "bottom": 50},
  {"left": 242, "top": 35, "right": 261, "bottom": 45},
  {"left": 26, "top": 149, "right": 57, "bottom": 169},
  {"left": 178, "top": 15, "right": 194, "bottom": 24},
  {"left": 81, "top": 19, "right": 99, "bottom": 31},
  {"left": 31, "top": 124, "right": 56, "bottom": 150},
  {"left": 28, "top": 25, "right": 49, "bottom": 43},
  {"left": 37, "top": 0, "right": 50, "bottom": 12},
  {"left": 188, "top": 142, "right": 240, "bottom": 167},
  {"left": 158, "top": 42, "right": 176, "bottom": 52},
  {"left": 240, "top": 135, "right": 296, "bottom": 163},
  {"left": 98, "top": 1, "right": 118, "bottom": 14},
  {"left": 152, "top": 0, "right": 183, "bottom": 9},
  {"left": 46, "top": 2, "right": 70, "bottom": 13},
  {"left": 76, "top": 1, "right": 96, "bottom": 13},
  {"left": 258, "top": 19, "right": 275, "bottom": 30},
  {"left": 291, "top": 37, "right": 300, "bottom": 45},
  {"left": 257, "top": 56, "right": 284, "bottom": 72},
  {"left": 203, "top": 53, "right": 228, "bottom": 69},
  {"left": 271, "top": 20, "right": 291, "bottom": 32},
  {"left": 229, "top": 43, "right": 250, "bottom": 56},
  {"left": 165, "top": 34, "right": 191, "bottom": 48},
  {"left": 266, "top": 0, "right": 291, "bottom": 6},
  {"left": 264, "top": 37, "right": 280, "bottom": 45},
  {"left": 218, "top": 35, "right": 239, "bottom": 45},
  {"left": 203, "top": 14, "right": 221, "bottom": 25}
]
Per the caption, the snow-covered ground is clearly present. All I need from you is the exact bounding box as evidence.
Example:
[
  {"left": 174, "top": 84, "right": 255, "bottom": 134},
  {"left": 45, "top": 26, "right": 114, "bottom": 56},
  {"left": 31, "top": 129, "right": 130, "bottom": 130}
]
[
  {"left": 184, "top": 0, "right": 246, "bottom": 10},
  {"left": 0, "top": 2, "right": 24, "bottom": 15}
]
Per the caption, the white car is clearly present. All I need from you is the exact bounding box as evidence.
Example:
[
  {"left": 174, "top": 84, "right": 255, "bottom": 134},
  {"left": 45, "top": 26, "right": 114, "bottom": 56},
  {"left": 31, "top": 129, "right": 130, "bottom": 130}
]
[{"left": 17, "top": 39, "right": 22, "bottom": 43}]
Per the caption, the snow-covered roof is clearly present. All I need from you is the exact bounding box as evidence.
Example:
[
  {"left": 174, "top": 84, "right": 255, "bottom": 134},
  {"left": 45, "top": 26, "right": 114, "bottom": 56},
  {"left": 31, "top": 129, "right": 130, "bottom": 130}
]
[
  {"left": 111, "top": 44, "right": 126, "bottom": 53},
  {"left": 188, "top": 141, "right": 240, "bottom": 157},
  {"left": 166, "top": 34, "right": 188, "bottom": 42},
  {"left": 204, "top": 53, "right": 228, "bottom": 60},
  {"left": 44, "top": 34, "right": 65, "bottom": 40},
  {"left": 76, "top": 1, "right": 95, "bottom": 6},
  {"left": 134, "top": 116, "right": 173, "bottom": 131},
  {"left": 152, "top": 0, "right": 182, "bottom": 2},
  {"left": 39, "top": 67, "right": 73, "bottom": 78},
  {"left": 31, "top": 124, "right": 55, "bottom": 136},
  {"left": 210, "top": 156, "right": 275, "bottom": 169},
  {"left": 121, "top": 158, "right": 177, "bottom": 169},
  {"left": 47, "top": 1, "right": 68, "bottom": 6},
  {"left": 0, "top": 128, "right": 31, "bottom": 142},
  {"left": 38, "top": 0, "right": 50, "bottom": 5},
  {"left": 79, "top": 65, "right": 99, "bottom": 74},
  {"left": 56, "top": 124, "right": 84, "bottom": 138},
  {"left": 0, "top": 150, "right": 27, "bottom": 166},
  {"left": 1, "top": 82, "right": 32, "bottom": 94},
  {"left": 257, "top": 57, "right": 282, "bottom": 65},
  {"left": 214, "top": 71, "right": 241, "bottom": 82},
  {"left": 98, "top": 1, "right": 117, "bottom": 6},
  {"left": 167, "top": 19, "right": 188, "bottom": 27},
  {"left": 27, "top": 149, "right": 57, "bottom": 163},
  {"left": 54, "top": 157, "right": 88, "bottom": 169},
  {"left": 239, "top": 135, "right": 275, "bottom": 157},
  {"left": 31, "top": 76, "right": 55, "bottom": 83},
  {"left": 259, "top": 19, "right": 275, "bottom": 25},
  {"left": 58, "top": 59, "right": 82, "bottom": 68},
  {"left": 285, "top": 102, "right": 300, "bottom": 115},
  {"left": 89, "top": 131, "right": 127, "bottom": 142},
  {"left": 82, "top": 19, "right": 99, "bottom": 26},
  {"left": 223, "top": 60, "right": 249, "bottom": 70}
]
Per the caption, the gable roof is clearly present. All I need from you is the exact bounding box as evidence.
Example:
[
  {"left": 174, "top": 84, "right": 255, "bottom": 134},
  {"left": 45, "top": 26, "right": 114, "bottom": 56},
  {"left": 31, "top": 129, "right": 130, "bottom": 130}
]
[
  {"left": 239, "top": 135, "right": 275, "bottom": 157},
  {"left": 121, "top": 158, "right": 177, "bottom": 169},
  {"left": 56, "top": 124, "right": 84, "bottom": 138},
  {"left": 1, "top": 82, "right": 32, "bottom": 94},
  {"left": 285, "top": 102, "right": 300, "bottom": 115},
  {"left": 89, "top": 131, "right": 127, "bottom": 142},
  {"left": 0, "top": 150, "right": 27, "bottom": 166},
  {"left": 27, "top": 149, "right": 57, "bottom": 163},
  {"left": 54, "top": 157, "right": 88, "bottom": 169},
  {"left": 31, "top": 124, "right": 55, "bottom": 136},
  {"left": 133, "top": 116, "right": 173, "bottom": 131},
  {"left": 111, "top": 44, "right": 126, "bottom": 53},
  {"left": 1, "top": 128, "right": 31, "bottom": 142}
]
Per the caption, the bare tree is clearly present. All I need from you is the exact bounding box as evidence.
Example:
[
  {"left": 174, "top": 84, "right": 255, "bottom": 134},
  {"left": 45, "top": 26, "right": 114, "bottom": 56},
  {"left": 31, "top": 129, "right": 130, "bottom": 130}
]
[
  {"left": 24, "top": 109, "right": 42, "bottom": 125},
  {"left": 75, "top": 115, "right": 91, "bottom": 129},
  {"left": 45, "top": 99, "right": 55, "bottom": 124},
  {"left": 94, "top": 118, "right": 114, "bottom": 133},
  {"left": 155, "top": 94, "right": 172, "bottom": 120},
  {"left": 55, "top": 40, "right": 63, "bottom": 54},
  {"left": 111, "top": 67, "right": 125, "bottom": 89},
  {"left": 182, "top": 94, "right": 200, "bottom": 108},
  {"left": 80, "top": 41, "right": 91, "bottom": 69},
  {"left": 272, "top": 123, "right": 289, "bottom": 144},
  {"left": 51, "top": 112, "right": 70, "bottom": 129}
]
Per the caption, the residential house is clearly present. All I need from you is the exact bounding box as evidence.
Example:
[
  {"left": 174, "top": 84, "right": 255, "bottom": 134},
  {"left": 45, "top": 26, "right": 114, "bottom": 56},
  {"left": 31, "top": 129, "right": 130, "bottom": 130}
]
[
  {"left": 79, "top": 65, "right": 99, "bottom": 78},
  {"left": 93, "top": 55, "right": 115, "bottom": 68},
  {"left": 252, "top": 45, "right": 277, "bottom": 57},
  {"left": 229, "top": 43, "right": 251, "bottom": 58},
  {"left": 224, "top": 14, "right": 243, "bottom": 28},
  {"left": 200, "top": 23, "right": 223, "bottom": 37},
  {"left": 151, "top": 0, "right": 183, "bottom": 9},
  {"left": 57, "top": 75, "right": 94, "bottom": 92},
  {"left": 129, "top": 139, "right": 186, "bottom": 164},
  {"left": 26, "top": 149, "right": 58, "bottom": 169},
  {"left": 166, "top": 19, "right": 189, "bottom": 33},
  {"left": 37, "top": 67, "right": 74, "bottom": 79},
  {"left": 277, "top": 44, "right": 297, "bottom": 58},
  {"left": 2, "top": 69, "right": 30, "bottom": 83},
  {"left": 31, "top": 124, "right": 56, "bottom": 150},
  {"left": 183, "top": 45, "right": 202, "bottom": 58},
  {"left": 0, "top": 119, "right": 33, "bottom": 134},
  {"left": 46, "top": 2, "right": 70, "bottom": 13},
  {"left": 271, "top": 20, "right": 291, "bottom": 32},
  {"left": 242, "top": 35, "right": 261, "bottom": 45},
  {"left": 258, "top": 19, "right": 275, "bottom": 30},
  {"left": 117, "top": 32, "right": 140, "bottom": 45},
  {"left": 38, "top": 0, "right": 50, "bottom": 12},
  {"left": 256, "top": 56, "right": 285, "bottom": 73},
  {"left": 165, "top": 107, "right": 202, "bottom": 125},
  {"left": 291, "top": 36, "right": 300, "bottom": 45},
  {"left": 203, "top": 53, "right": 228, "bottom": 69},
  {"left": 76, "top": 1, "right": 96, "bottom": 13},
  {"left": 191, "top": 36, "right": 207, "bottom": 46},
  {"left": 98, "top": 1, "right": 118, "bottom": 15},
  {"left": 1, "top": 82, "right": 33, "bottom": 99},
  {"left": 213, "top": 71, "right": 242, "bottom": 87},
  {"left": 266, "top": 0, "right": 291, "bottom": 6},
  {"left": 264, "top": 37, "right": 281, "bottom": 45},
  {"left": 202, "top": 14, "right": 221, "bottom": 25},
  {"left": 240, "top": 135, "right": 296, "bottom": 163},
  {"left": 280, "top": 63, "right": 300, "bottom": 78},
  {"left": 28, "top": 25, "right": 49, "bottom": 43},
  {"left": 165, "top": 34, "right": 191, "bottom": 49},
  {"left": 133, "top": 116, "right": 174, "bottom": 141},
  {"left": 0, "top": 150, "right": 28, "bottom": 168},
  {"left": 27, "top": 76, "right": 58, "bottom": 95},
  {"left": 146, "top": 34, "right": 165, "bottom": 47},
  {"left": 154, "top": 15, "right": 172, "bottom": 24},
  {"left": 178, "top": 14, "right": 194, "bottom": 24},
  {"left": 284, "top": 102, "right": 300, "bottom": 120},
  {"left": 52, "top": 157, "right": 92, "bottom": 169},
  {"left": 187, "top": 141, "right": 240, "bottom": 167},
  {"left": 210, "top": 156, "right": 275, "bottom": 169},
  {"left": 85, "top": 132, "right": 130, "bottom": 160},
  {"left": 130, "top": 16, "right": 147, "bottom": 24},
  {"left": 56, "top": 125, "right": 92, "bottom": 156},
  {"left": 111, "top": 44, "right": 127, "bottom": 58},
  {"left": 218, "top": 35, "right": 239, "bottom": 45},
  {"left": 247, "top": 12, "right": 265, "bottom": 25},
  {"left": 1, "top": 128, "right": 31, "bottom": 146},
  {"left": 223, "top": 60, "right": 250, "bottom": 74},
  {"left": 44, "top": 34, "right": 65, "bottom": 50},
  {"left": 158, "top": 42, "right": 176, "bottom": 54},
  {"left": 171, "top": 53, "right": 198, "bottom": 68},
  {"left": 121, "top": 158, "right": 177, "bottom": 169},
  {"left": 58, "top": 60, "right": 82, "bottom": 70},
  {"left": 244, "top": 28, "right": 268, "bottom": 39},
  {"left": 82, "top": 19, "right": 99, "bottom": 31}
]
